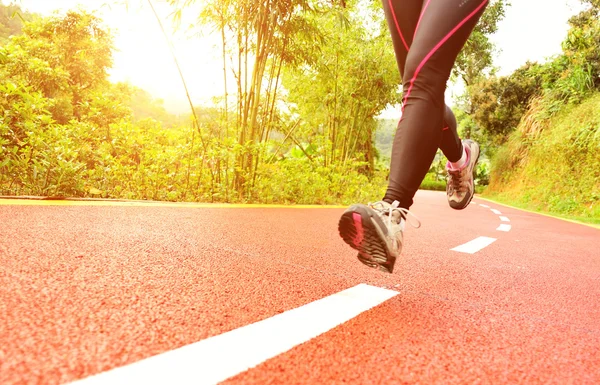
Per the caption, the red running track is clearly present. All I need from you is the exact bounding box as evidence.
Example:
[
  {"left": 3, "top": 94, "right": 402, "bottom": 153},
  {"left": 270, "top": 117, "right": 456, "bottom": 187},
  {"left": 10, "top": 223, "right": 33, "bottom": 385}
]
[{"left": 1, "top": 191, "right": 599, "bottom": 384}]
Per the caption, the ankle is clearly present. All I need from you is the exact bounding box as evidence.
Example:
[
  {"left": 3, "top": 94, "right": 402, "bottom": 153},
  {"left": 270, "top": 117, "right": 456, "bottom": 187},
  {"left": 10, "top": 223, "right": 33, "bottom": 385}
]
[{"left": 449, "top": 146, "right": 469, "bottom": 171}]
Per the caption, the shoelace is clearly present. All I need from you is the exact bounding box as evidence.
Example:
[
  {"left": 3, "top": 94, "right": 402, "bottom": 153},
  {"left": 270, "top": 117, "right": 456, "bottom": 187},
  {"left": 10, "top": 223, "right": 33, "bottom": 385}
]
[
  {"left": 447, "top": 169, "right": 465, "bottom": 192},
  {"left": 370, "top": 201, "right": 422, "bottom": 229}
]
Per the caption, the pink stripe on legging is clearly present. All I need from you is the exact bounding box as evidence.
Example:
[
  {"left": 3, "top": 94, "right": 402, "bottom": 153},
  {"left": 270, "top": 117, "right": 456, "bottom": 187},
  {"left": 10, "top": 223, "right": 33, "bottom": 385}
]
[
  {"left": 413, "top": 0, "right": 431, "bottom": 39},
  {"left": 401, "top": 0, "right": 488, "bottom": 114},
  {"left": 388, "top": 0, "right": 410, "bottom": 51}
]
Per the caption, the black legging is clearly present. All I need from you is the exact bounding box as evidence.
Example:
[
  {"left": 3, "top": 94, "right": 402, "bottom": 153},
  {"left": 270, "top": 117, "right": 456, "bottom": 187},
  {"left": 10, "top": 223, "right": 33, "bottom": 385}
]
[{"left": 382, "top": 0, "right": 488, "bottom": 209}]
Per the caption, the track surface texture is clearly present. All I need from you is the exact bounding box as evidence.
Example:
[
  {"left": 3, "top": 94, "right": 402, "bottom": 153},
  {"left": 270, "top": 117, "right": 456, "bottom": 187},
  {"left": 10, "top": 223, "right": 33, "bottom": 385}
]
[{"left": 1, "top": 190, "right": 599, "bottom": 384}]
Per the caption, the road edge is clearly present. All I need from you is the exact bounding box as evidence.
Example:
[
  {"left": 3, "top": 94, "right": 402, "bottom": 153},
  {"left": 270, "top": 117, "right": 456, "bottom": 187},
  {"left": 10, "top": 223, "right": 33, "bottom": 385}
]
[
  {"left": 0, "top": 196, "right": 347, "bottom": 209},
  {"left": 475, "top": 195, "right": 600, "bottom": 230}
]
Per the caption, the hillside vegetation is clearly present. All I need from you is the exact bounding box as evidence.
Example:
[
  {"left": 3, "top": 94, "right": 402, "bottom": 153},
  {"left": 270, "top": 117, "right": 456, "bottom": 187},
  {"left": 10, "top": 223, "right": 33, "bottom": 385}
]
[
  {"left": 486, "top": 93, "right": 600, "bottom": 223},
  {"left": 466, "top": 0, "right": 600, "bottom": 222}
]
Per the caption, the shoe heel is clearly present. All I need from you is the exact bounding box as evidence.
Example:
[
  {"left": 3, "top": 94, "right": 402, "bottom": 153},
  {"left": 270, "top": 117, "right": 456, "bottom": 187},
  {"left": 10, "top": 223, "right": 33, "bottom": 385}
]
[{"left": 338, "top": 211, "right": 364, "bottom": 250}]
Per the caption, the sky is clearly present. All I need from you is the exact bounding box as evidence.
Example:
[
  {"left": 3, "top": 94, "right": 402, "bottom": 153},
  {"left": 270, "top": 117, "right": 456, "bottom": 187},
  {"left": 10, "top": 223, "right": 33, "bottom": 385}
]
[{"left": 5, "top": 0, "right": 589, "bottom": 115}]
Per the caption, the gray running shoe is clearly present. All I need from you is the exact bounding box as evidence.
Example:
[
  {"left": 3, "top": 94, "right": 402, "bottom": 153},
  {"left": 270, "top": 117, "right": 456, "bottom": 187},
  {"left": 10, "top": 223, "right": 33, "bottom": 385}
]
[
  {"left": 446, "top": 139, "right": 480, "bottom": 210},
  {"left": 338, "top": 201, "right": 420, "bottom": 273}
]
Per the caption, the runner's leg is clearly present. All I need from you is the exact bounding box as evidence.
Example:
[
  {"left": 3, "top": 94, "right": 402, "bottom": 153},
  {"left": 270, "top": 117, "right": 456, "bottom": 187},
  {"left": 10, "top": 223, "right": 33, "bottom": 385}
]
[{"left": 383, "top": 0, "right": 488, "bottom": 209}]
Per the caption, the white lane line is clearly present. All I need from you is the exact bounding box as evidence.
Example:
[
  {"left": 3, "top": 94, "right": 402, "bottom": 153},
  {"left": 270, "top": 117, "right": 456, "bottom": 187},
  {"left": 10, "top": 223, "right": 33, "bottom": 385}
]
[
  {"left": 497, "top": 224, "right": 512, "bottom": 232},
  {"left": 480, "top": 204, "right": 490, "bottom": 208},
  {"left": 499, "top": 216, "right": 510, "bottom": 222},
  {"left": 68, "top": 284, "right": 399, "bottom": 385},
  {"left": 491, "top": 209, "right": 502, "bottom": 215},
  {"left": 451, "top": 236, "right": 497, "bottom": 254}
]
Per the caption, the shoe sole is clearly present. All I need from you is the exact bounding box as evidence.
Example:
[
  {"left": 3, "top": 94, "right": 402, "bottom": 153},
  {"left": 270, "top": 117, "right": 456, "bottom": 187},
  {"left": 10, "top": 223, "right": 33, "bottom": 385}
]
[
  {"left": 338, "top": 205, "right": 396, "bottom": 273},
  {"left": 449, "top": 142, "right": 481, "bottom": 210}
]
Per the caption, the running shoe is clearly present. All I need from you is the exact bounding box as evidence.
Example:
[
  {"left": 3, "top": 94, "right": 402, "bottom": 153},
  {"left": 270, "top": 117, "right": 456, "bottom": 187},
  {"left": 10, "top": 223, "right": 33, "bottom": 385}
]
[
  {"left": 446, "top": 139, "right": 480, "bottom": 210},
  {"left": 338, "top": 201, "right": 420, "bottom": 273}
]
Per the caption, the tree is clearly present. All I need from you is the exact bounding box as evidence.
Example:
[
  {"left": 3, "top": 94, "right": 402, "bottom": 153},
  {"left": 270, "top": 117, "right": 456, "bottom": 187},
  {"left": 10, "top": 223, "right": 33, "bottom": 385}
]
[
  {"left": 467, "top": 62, "right": 544, "bottom": 143},
  {"left": 453, "top": 0, "right": 509, "bottom": 87},
  {"left": 466, "top": 0, "right": 600, "bottom": 147},
  {"left": 1, "top": 11, "right": 115, "bottom": 123},
  {"left": 23, "top": 11, "right": 114, "bottom": 118},
  {"left": 169, "top": 0, "right": 328, "bottom": 195},
  {"left": 564, "top": 0, "right": 600, "bottom": 90},
  {"left": 281, "top": 1, "right": 398, "bottom": 174},
  {"left": 0, "top": 10, "right": 129, "bottom": 195}
]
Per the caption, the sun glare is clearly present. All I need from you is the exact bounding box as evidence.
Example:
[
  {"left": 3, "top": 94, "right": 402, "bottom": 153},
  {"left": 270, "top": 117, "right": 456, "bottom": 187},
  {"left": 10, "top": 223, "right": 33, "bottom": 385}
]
[{"left": 17, "top": 0, "right": 226, "bottom": 114}]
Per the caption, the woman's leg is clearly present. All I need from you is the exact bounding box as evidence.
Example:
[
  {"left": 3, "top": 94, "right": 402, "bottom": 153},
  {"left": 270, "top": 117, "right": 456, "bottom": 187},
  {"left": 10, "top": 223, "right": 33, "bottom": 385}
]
[
  {"left": 337, "top": 0, "right": 488, "bottom": 273},
  {"left": 382, "top": 0, "right": 464, "bottom": 166},
  {"left": 383, "top": 0, "right": 488, "bottom": 209}
]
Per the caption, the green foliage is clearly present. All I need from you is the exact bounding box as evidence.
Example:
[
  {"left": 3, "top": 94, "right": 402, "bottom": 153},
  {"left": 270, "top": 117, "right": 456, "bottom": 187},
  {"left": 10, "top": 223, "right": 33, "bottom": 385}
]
[
  {"left": 1, "top": 10, "right": 114, "bottom": 125},
  {"left": 0, "top": 10, "right": 122, "bottom": 196},
  {"left": 419, "top": 173, "right": 445, "bottom": 192},
  {"left": 475, "top": 0, "right": 600, "bottom": 221},
  {"left": 0, "top": 4, "right": 500, "bottom": 204},
  {"left": 0, "top": 8, "right": 395, "bottom": 204},
  {"left": 475, "top": 160, "right": 490, "bottom": 186},
  {"left": 487, "top": 92, "right": 600, "bottom": 220},
  {"left": 252, "top": 157, "right": 386, "bottom": 204},
  {"left": 168, "top": 0, "right": 334, "bottom": 194},
  {"left": 467, "top": 1, "right": 600, "bottom": 150},
  {"left": 467, "top": 62, "right": 544, "bottom": 144},
  {"left": 567, "top": 0, "right": 600, "bottom": 87},
  {"left": 282, "top": 2, "right": 398, "bottom": 174}
]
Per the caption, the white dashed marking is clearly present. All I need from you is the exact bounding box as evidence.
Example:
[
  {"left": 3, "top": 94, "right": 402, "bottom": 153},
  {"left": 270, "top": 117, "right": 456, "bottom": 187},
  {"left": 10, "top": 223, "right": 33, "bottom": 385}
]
[
  {"left": 451, "top": 236, "right": 497, "bottom": 254},
  {"left": 497, "top": 224, "right": 512, "bottom": 232},
  {"left": 499, "top": 216, "right": 510, "bottom": 222},
  {"left": 480, "top": 204, "right": 490, "bottom": 208},
  {"left": 491, "top": 209, "right": 502, "bottom": 215}
]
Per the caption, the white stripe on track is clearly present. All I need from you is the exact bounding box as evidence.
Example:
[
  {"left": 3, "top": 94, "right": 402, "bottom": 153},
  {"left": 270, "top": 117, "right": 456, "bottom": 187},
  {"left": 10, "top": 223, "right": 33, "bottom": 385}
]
[
  {"left": 491, "top": 209, "right": 502, "bottom": 215},
  {"left": 499, "top": 216, "right": 510, "bottom": 222},
  {"left": 497, "top": 224, "right": 512, "bottom": 232},
  {"left": 479, "top": 204, "right": 490, "bottom": 208},
  {"left": 451, "top": 236, "right": 497, "bottom": 254},
  {"left": 68, "top": 284, "right": 399, "bottom": 385}
]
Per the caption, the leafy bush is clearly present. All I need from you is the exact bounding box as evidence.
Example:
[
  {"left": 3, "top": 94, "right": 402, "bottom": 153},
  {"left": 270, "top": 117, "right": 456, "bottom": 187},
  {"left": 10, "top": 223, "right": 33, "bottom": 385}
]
[
  {"left": 252, "top": 157, "right": 386, "bottom": 205},
  {"left": 419, "top": 174, "right": 446, "bottom": 192}
]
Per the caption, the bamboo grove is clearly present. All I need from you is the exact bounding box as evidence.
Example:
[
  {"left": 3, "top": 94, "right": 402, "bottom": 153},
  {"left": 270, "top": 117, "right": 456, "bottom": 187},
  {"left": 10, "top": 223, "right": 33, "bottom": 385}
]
[{"left": 168, "top": 0, "right": 399, "bottom": 199}]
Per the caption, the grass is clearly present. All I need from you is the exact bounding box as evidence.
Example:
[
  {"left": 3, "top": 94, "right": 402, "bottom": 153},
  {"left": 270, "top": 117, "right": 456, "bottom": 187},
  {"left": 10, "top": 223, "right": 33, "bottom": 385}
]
[
  {"left": 484, "top": 92, "right": 600, "bottom": 225},
  {"left": 478, "top": 194, "right": 600, "bottom": 229},
  {"left": 419, "top": 174, "right": 446, "bottom": 192}
]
